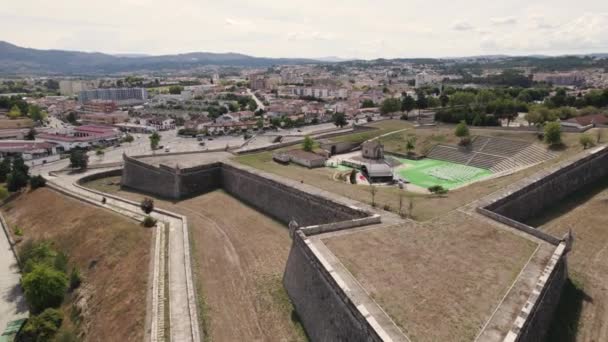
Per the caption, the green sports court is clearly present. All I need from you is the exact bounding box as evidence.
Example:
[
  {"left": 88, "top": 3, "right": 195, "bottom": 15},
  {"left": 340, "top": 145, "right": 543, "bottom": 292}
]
[{"left": 394, "top": 158, "right": 492, "bottom": 190}]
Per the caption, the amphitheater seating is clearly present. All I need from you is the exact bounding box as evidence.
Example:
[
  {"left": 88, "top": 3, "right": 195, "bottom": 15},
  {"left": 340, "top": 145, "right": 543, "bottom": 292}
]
[{"left": 427, "top": 136, "right": 557, "bottom": 174}]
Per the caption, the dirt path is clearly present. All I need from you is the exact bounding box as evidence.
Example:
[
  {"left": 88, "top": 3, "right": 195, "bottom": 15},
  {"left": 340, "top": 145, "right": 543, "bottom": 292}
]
[{"left": 84, "top": 178, "right": 306, "bottom": 342}]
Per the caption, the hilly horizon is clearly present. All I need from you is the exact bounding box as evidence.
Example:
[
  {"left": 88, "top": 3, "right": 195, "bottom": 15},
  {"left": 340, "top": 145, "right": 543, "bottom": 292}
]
[
  {"left": 1, "top": 40, "right": 607, "bottom": 76},
  {"left": 0, "top": 41, "right": 322, "bottom": 75}
]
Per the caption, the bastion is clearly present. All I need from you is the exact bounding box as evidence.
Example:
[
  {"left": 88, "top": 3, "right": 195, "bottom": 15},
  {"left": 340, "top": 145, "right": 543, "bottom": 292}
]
[{"left": 116, "top": 147, "right": 608, "bottom": 342}]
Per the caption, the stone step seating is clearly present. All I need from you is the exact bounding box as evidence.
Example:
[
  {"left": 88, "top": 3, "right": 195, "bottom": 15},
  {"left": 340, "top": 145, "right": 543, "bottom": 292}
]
[
  {"left": 426, "top": 145, "right": 471, "bottom": 165},
  {"left": 428, "top": 136, "right": 557, "bottom": 174},
  {"left": 490, "top": 144, "right": 557, "bottom": 173},
  {"left": 467, "top": 153, "right": 507, "bottom": 170},
  {"left": 473, "top": 136, "right": 532, "bottom": 157}
]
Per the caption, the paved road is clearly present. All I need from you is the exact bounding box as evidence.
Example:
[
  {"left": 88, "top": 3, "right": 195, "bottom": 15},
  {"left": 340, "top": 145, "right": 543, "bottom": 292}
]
[
  {"left": 0, "top": 221, "right": 27, "bottom": 331},
  {"left": 246, "top": 88, "right": 265, "bottom": 110}
]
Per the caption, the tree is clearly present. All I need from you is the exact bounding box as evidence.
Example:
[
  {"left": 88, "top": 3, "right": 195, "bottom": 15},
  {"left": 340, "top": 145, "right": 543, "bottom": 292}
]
[
  {"left": 579, "top": 134, "right": 595, "bottom": 149},
  {"left": 401, "top": 95, "right": 415, "bottom": 118},
  {"left": 22, "top": 264, "right": 68, "bottom": 313},
  {"left": 428, "top": 185, "right": 448, "bottom": 196},
  {"left": 69, "top": 150, "right": 88, "bottom": 170},
  {"left": 168, "top": 85, "right": 183, "bottom": 94},
  {"left": 66, "top": 112, "right": 77, "bottom": 124},
  {"left": 95, "top": 147, "right": 105, "bottom": 161},
  {"left": 140, "top": 198, "right": 154, "bottom": 214},
  {"left": 149, "top": 132, "right": 161, "bottom": 150},
  {"left": 380, "top": 98, "right": 401, "bottom": 116},
  {"left": 405, "top": 136, "right": 417, "bottom": 154},
  {"left": 361, "top": 99, "right": 376, "bottom": 108},
  {"left": 544, "top": 121, "right": 562, "bottom": 146},
  {"left": 0, "top": 158, "right": 10, "bottom": 183},
  {"left": 123, "top": 134, "right": 134, "bottom": 144},
  {"left": 256, "top": 118, "right": 264, "bottom": 130},
  {"left": 20, "top": 308, "right": 64, "bottom": 341},
  {"left": 415, "top": 91, "right": 428, "bottom": 116},
  {"left": 8, "top": 105, "right": 22, "bottom": 119},
  {"left": 349, "top": 169, "right": 357, "bottom": 184},
  {"left": 454, "top": 121, "right": 470, "bottom": 144},
  {"left": 369, "top": 185, "right": 377, "bottom": 207},
  {"left": 248, "top": 99, "right": 258, "bottom": 111},
  {"left": 303, "top": 136, "right": 314, "bottom": 152},
  {"left": 332, "top": 112, "right": 347, "bottom": 128},
  {"left": 29, "top": 105, "right": 47, "bottom": 122},
  {"left": 439, "top": 94, "right": 449, "bottom": 107},
  {"left": 30, "top": 175, "right": 46, "bottom": 189},
  {"left": 26, "top": 128, "right": 37, "bottom": 140},
  {"left": 7, "top": 156, "right": 29, "bottom": 192}
]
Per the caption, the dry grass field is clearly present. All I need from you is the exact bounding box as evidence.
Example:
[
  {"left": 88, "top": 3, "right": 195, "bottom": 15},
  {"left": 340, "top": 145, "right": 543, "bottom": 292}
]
[
  {"left": 84, "top": 178, "right": 307, "bottom": 342},
  {"left": 235, "top": 128, "right": 585, "bottom": 221},
  {"left": 323, "top": 211, "right": 538, "bottom": 342},
  {"left": 2, "top": 188, "right": 150, "bottom": 341}
]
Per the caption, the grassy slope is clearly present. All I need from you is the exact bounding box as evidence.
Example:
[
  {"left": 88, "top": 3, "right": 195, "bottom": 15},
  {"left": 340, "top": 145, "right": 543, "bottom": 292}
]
[{"left": 2, "top": 188, "right": 151, "bottom": 341}]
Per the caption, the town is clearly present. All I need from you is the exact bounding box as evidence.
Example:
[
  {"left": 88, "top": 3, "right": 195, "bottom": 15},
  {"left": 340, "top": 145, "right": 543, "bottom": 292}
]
[{"left": 0, "top": 9, "right": 608, "bottom": 342}]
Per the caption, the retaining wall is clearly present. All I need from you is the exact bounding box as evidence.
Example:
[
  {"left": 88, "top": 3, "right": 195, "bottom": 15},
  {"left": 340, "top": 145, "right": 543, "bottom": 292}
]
[
  {"left": 283, "top": 231, "right": 382, "bottom": 342},
  {"left": 484, "top": 146, "right": 608, "bottom": 223},
  {"left": 122, "top": 156, "right": 180, "bottom": 199},
  {"left": 477, "top": 148, "right": 608, "bottom": 342},
  {"left": 502, "top": 243, "right": 568, "bottom": 342}
]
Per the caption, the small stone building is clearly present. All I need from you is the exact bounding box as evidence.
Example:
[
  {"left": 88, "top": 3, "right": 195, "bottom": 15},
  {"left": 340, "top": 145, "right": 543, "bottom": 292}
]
[{"left": 362, "top": 141, "right": 384, "bottom": 160}]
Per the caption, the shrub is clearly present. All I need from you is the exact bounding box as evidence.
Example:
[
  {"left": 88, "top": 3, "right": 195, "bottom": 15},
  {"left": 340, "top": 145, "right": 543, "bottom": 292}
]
[
  {"left": 22, "top": 264, "right": 68, "bottom": 313},
  {"left": 544, "top": 121, "right": 562, "bottom": 146},
  {"left": 140, "top": 198, "right": 154, "bottom": 214},
  {"left": 69, "top": 268, "right": 82, "bottom": 290},
  {"left": 29, "top": 175, "right": 46, "bottom": 189},
  {"left": 0, "top": 185, "right": 8, "bottom": 201},
  {"left": 428, "top": 185, "right": 448, "bottom": 195},
  {"left": 349, "top": 169, "right": 357, "bottom": 184},
  {"left": 14, "top": 226, "right": 23, "bottom": 236},
  {"left": 579, "top": 134, "right": 595, "bottom": 149},
  {"left": 302, "top": 136, "right": 314, "bottom": 152},
  {"left": 20, "top": 308, "right": 64, "bottom": 342},
  {"left": 383, "top": 204, "right": 391, "bottom": 211},
  {"left": 142, "top": 216, "right": 157, "bottom": 228}
]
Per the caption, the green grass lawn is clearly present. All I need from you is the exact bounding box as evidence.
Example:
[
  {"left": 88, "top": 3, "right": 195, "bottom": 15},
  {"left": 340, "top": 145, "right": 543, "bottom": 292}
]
[{"left": 394, "top": 158, "right": 492, "bottom": 190}]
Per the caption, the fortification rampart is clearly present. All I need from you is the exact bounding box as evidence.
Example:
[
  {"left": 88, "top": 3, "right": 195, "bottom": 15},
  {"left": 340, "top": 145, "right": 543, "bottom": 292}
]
[
  {"left": 476, "top": 147, "right": 608, "bottom": 342},
  {"left": 120, "top": 153, "right": 386, "bottom": 341},
  {"left": 483, "top": 146, "right": 608, "bottom": 224},
  {"left": 221, "top": 163, "right": 369, "bottom": 226},
  {"left": 283, "top": 230, "right": 384, "bottom": 342}
]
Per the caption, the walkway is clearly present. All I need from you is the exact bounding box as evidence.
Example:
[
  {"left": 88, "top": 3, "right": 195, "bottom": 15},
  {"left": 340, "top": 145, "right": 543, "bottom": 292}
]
[
  {"left": 0, "top": 216, "right": 27, "bottom": 331},
  {"left": 43, "top": 168, "right": 200, "bottom": 342}
]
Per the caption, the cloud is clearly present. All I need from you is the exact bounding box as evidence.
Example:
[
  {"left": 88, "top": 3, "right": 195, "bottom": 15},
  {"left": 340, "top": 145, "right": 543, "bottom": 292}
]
[
  {"left": 452, "top": 21, "right": 474, "bottom": 31},
  {"left": 490, "top": 16, "right": 517, "bottom": 25},
  {"left": 287, "top": 31, "right": 335, "bottom": 41}
]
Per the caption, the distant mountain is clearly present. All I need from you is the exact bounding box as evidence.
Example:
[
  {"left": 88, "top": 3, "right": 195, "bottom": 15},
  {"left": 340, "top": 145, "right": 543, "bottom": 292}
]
[{"left": 0, "top": 41, "right": 322, "bottom": 75}]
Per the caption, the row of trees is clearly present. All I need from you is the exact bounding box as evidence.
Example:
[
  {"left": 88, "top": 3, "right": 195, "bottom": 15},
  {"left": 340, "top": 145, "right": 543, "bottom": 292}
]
[
  {"left": 18, "top": 241, "right": 81, "bottom": 341},
  {"left": 0, "top": 156, "right": 45, "bottom": 192}
]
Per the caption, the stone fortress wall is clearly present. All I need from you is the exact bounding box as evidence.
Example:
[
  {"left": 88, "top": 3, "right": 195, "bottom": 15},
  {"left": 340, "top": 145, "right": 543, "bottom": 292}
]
[
  {"left": 120, "top": 147, "right": 608, "bottom": 342},
  {"left": 484, "top": 146, "right": 608, "bottom": 223},
  {"left": 121, "top": 153, "right": 385, "bottom": 341},
  {"left": 478, "top": 146, "right": 608, "bottom": 342}
]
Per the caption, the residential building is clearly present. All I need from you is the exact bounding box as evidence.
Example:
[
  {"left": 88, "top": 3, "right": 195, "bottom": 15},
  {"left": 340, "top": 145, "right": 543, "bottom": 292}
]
[
  {"left": 78, "top": 87, "right": 148, "bottom": 106},
  {"left": 0, "top": 140, "right": 60, "bottom": 166},
  {"left": 59, "top": 80, "right": 97, "bottom": 96},
  {"left": 80, "top": 111, "right": 129, "bottom": 125},
  {"left": 82, "top": 99, "right": 117, "bottom": 113},
  {"left": 37, "top": 125, "right": 121, "bottom": 151}
]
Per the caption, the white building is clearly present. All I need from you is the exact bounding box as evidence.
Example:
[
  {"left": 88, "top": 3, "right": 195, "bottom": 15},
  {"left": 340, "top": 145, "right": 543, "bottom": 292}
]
[{"left": 415, "top": 71, "right": 440, "bottom": 88}]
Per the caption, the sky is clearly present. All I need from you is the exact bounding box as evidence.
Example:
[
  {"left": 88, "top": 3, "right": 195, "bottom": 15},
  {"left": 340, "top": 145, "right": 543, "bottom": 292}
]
[{"left": 1, "top": 0, "right": 608, "bottom": 59}]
